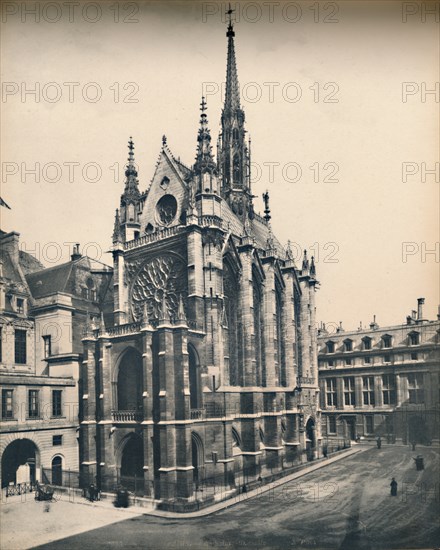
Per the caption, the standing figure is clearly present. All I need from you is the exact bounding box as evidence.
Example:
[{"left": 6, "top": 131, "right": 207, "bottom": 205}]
[
  {"left": 390, "top": 478, "right": 398, "bottom": 496},
  {"left": 376, "top": 436, "right": 382, "bottom": 449}
]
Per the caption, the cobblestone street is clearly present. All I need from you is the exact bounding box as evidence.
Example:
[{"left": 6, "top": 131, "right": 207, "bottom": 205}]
[{"left": 2, "top": 444, "right": 438, "bottom": 550}]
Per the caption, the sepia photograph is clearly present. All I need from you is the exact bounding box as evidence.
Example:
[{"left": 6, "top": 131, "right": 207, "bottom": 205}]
[{"left": 1, "top": 1, "right": 439, "bottom": 548}]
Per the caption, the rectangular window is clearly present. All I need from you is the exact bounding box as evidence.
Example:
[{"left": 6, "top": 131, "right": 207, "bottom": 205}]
[
  {"left": 407, "top": 373, "right": 424, "bottom": 404},
  {"left": 326, "top": 378, "right": 337, "bottom": 407},
  {"left": 345, "top": 340, "right": 353, "bottom": 352},
  {"left": 328, "top": 416, "right": 337, "bottom": 433},
  {"left": 328, "top": 360, "right": 334, "bottom": 367},
  {"left": 52, "top": 390, "right": 62, "bottom": 417},
  {"left": 52, "top": 435, "right": 63, "bottom": 446},
  {"left": 2, "top": 389, "right": 13, "bottom": 419},
  {"left": 384, "top": 354, "right": 391, "bottom": 364},
  {"left": 366, "top": 416, "right": 374, "bottom": 434},
  {"left": 363, "top": 376, "right": 375, "bottom": 406},
  {"left": 16, "top": 298, "right": 24, "bottom": 313},
  {"left": 364, "top": 356, "right": 371, "bottom": 364},
  {"left": 363, "top": 338, "right": 372, "bottom": 350},
  {"left": 411, "top": 352, "right": 418, "bottom": 361},
  {"left": 409, "top": 333, "right": 420, "bottom": 346},
  {"left": 344, "top": 377, "right": 355, "bottom": 406},
  {"left": 382, "top": 336, "right": 392, "bottom": 348},
  {"left": 327, "top": 342, "right": 335, "bottom": 354},
  {"left": 43, "top": 335, "right": 52, "bottom": 358},
  {"left": 14, "top": 329, "right": 27, "bottom": 364},
  {"left": 345, "top": 358, "right": 352, "bottom": 366},
  {"left": 28, "top": 390, "right": 39, "bottom": 418},
  {"left": 382, "top": 374, "right": 396, "bottom": 405}
]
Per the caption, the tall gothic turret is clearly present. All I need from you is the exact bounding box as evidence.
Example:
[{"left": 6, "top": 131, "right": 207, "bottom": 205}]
[
  {"left": 219, "top": 16, "right": 253, "bottom": 220},
  {"left": 194, "top": 97, "right": 218, "bottom": 194},
  {"left": 119, "top": 137, "right": 141, "bottom": 241}
]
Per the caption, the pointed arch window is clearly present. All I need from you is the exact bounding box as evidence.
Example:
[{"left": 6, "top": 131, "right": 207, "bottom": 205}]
[
  {"left": 252, "top": 271, "right": 265, "bottom": 387},
  {"left": 223, "top": 260, "right": 242, "bottom": 385},
  {"left": 275, "top": 280, "right": 286, "bottom": 387}
]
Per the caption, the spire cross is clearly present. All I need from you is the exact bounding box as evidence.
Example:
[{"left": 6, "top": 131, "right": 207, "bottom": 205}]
[
  {"left": 262, "top": 190, "right": 271, "bottom": 222},
  {"left": 226, "top": 3, "right": 235, "bottom": 25}
]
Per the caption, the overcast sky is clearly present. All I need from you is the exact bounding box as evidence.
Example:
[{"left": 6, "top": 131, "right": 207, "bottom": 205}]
[{"left": 1, "top": 0, "right": 439, "bottom": 329}]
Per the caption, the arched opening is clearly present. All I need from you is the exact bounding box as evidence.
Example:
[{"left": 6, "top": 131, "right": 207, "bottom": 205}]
[
  {"left": 120, "top": 435, "right": 144, "bottom": 493},
  {"left": 305, "top": 418, "right": 316, "bottom": 461},
  {"left": 117, "top": 349, "right": 143, "bottom": 411},
  {"left": 191, "top": 432, "right": 204, "bottom": 486},
  {"left": 275, "top": 281, "right": 286, "bottom": 387},
  {"left": 51, "top": 455, "right": 62, "bottom": 486},
  {"left": 252, "top": 272, "right": 265, "bottom": 386},
  {"left": 223, "top": 260, "right": 243, "bottom": 386},
  {"left": 188, "top": 344, "right": 202, "bottom": 410},
  {"left": 1, "top": 439, "right": 38, "bottom": 487}
]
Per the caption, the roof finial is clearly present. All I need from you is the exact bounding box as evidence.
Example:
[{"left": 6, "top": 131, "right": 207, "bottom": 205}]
[
  {"left": 262, "top": 191, "right": 271, "bottom": 222},
  {"left": 310, "top": 255, "right": 316, "bottom": 277},
  {"left": 177, "top": 294, "right": 187, "bottom": 324},
  {"left": 112, "top": 208, "right": 123, "bottom": 243},
  {"left": 302, "top": 249, "right": 309, "bottom": 272},
  {"left": 162, "top": 134, "right": 167, "bottom": 146},
  {"left": 226, "top": 3, "right": 235, "bottom": 32}
]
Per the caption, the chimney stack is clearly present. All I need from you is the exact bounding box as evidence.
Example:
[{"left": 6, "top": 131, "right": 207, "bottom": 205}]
[
  {"left": 417, "top": 298, "right": 425, "bottom": 322},
  {"left": 71, "top": 243, "right": 81, "bottom": 261}
]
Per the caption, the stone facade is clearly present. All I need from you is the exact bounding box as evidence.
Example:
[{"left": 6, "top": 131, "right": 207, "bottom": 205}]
[
  {"left": 318, "top": 299, "right": 440, "bottom": 447},
  {"left": 80, "top": 20, "right": 320, "bottom": 509},
  {"left": 0, "top": 230, "right": 113, "bottom": 489}
]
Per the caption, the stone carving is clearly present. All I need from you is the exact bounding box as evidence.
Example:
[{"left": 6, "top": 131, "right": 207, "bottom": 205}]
[{"left": 130, "top": 254, "right": 187, "bottom": 322}]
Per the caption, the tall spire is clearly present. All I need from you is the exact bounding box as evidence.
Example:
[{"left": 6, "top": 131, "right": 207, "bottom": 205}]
[
  {"left": 219, "top": 9, "right": 253, "bottom": 220},
  {"left": 225, "top": 5, "right": 240, "bottom": 114},
  {"left": 194, "top": 96, "right": 216, "bottom": 175},
  {"left": 112, "top": 208, "right": 123, "bottom": 243}
]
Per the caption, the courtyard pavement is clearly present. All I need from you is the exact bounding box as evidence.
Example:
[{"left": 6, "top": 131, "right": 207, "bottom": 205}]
[{"left": 1, "top": 444, "right": 439, "bottom": 549}]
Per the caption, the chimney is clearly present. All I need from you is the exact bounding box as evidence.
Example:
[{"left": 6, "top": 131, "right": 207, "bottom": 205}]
[
  {"left": 417, "top": 298, "right": 425, "bottom": 322},
  {"left": 0, "top": 231, "right": 20, "bottom": 264},
  {"left": 369, "top": 315, "right": 378, "bottom": 330},
  {"left": 71, "top": 243, "right": 81, "bottom": 261}
]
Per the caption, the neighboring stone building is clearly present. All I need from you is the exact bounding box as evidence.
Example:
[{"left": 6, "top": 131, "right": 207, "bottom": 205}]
[
  {"left": 318, "top": 299, "right": 440, "bottom": 446},
  {"left": 0, "top": 230, "right": 113, "bottom": 490},
  {"left": 80, "top": 19, "right": 320, "bottom": 509}
]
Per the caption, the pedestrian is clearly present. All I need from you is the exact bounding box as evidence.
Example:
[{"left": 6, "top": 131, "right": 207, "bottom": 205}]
[
  {"left": 376, "top": 436, "right": 382, "bottom": 449},
  {"left": 390, "top": 478, "right": 397, "bottom": 497},
  {"left": 411, "top": 441, "right": 416, "bottom": 451},
  {"left": 323, "top": 446, "right": 328, "bottom": 458}
]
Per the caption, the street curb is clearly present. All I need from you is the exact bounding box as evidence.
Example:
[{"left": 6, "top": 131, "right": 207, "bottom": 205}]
[{"left": 70, "top": 446, "right": 368, "bottom": 519}]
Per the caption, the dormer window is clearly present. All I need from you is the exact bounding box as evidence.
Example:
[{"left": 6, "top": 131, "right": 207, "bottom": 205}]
[
  {"left": 16, "top": 298, "right": 25, "bottom": 314},
  {"left": 344, "top": 339, "right": 353, "bottom": 352},
  {"left": 326, "top": 341, "right": 335, "bottom": 354},
  {"left": 382, "top": 335, "right": 392, "bottom": 349},
  {"left": 408, "top": 331, "right": 420, "bottom": 346},
  {"left": 362, "top": 336, "right": 372, "bottom": 350}
]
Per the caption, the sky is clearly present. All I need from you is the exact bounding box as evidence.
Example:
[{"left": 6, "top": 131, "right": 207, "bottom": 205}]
[{"left": 1, "top": 0, "right": 439, "bottom": 329}]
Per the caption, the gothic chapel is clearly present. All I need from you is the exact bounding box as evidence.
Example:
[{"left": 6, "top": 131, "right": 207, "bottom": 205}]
[{"left": 80, "top": 17, "right": 320, "bottom": 510}]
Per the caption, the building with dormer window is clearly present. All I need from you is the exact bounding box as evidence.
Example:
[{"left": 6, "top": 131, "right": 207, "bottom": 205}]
[{"left": 318, "top": 298, "right": 440, "bottom": 444}]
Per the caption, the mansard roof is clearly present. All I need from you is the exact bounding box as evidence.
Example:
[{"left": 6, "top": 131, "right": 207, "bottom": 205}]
[{"left": 26, "top": 256, "right": 112, "bottom": 300}]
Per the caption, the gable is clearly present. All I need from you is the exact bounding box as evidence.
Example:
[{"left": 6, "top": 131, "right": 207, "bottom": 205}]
[{"left": 138, "top": 148, "right": 188, "bottom": 234}]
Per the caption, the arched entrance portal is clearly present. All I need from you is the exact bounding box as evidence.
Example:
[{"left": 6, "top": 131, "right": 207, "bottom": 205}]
[
  {"left": 120, "top": 435, "right": 144, "bottom": 494},
  {"left": 191, "top": 432, "right": 204, "bottom": 487},
  {"left": 305, "top": 418, "right": 316, "bottom": 461},
  {"left": 51, "top": 456, "right": 62, "bottom": 486},
  {"left": 117, "top": 349, "right": 143, "bottom": 411},
  {"left": 1, "top": 439, "right": 38, "bottom": 487}
]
